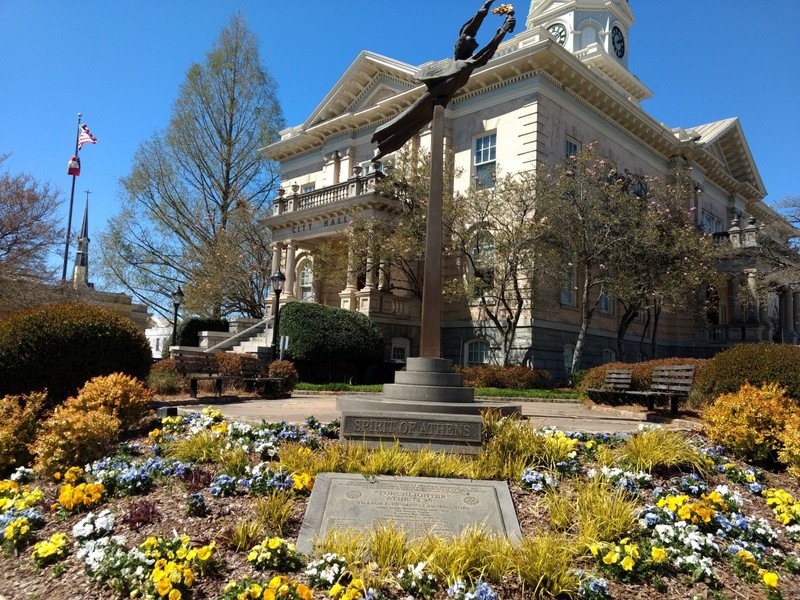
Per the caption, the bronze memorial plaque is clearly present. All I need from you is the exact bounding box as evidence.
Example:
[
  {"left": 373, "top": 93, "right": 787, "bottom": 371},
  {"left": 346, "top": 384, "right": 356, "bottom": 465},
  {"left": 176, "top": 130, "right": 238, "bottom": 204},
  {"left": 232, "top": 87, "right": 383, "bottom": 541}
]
[{"left": 296, "top": 473, "right": 521, "bottom": 553}]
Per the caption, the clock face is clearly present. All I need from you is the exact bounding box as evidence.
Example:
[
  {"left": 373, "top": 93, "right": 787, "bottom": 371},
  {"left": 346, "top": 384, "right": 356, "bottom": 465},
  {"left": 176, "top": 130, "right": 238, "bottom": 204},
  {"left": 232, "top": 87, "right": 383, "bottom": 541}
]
[
  {"left": 547, "top": 23, "right": 567, "bottom": 46},
  {"left": 611, "top": 25, "right": 625, "bottom": 58}
]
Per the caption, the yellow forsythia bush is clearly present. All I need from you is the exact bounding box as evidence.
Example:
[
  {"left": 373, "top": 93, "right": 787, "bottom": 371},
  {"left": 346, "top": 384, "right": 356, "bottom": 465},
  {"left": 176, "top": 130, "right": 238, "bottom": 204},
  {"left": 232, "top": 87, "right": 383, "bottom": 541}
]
[
  {"left": 703, "top": 382, "right": 798, "bottom": 465},
  {"left": 32, "top": 402, "right": 121, "bottom": 475},
  {"left": 779, "top": 419, "right": 800, "bottom": 480},
  {"left": 72, "top": 373, "right": 153, "bottom": 433},
  {"left": 0, "top": 391, "right": 45, "bottom": 475}
]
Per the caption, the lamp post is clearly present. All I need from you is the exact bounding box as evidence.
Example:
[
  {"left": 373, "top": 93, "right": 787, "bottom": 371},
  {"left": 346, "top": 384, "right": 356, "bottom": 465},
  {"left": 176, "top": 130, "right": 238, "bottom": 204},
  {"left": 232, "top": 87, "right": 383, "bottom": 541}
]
[
  {"left": 270, "top": 270, "right": 286, "bottom": 359},
  {"left": 171, "top": 286, "right": 184, "bottom": 347}
]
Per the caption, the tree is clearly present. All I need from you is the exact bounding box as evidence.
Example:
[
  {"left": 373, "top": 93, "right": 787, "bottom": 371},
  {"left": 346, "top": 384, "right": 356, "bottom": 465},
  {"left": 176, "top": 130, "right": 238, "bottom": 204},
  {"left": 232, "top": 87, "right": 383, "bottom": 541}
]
[
  {"left": 535, "top": 144, "right": 650, "bottom": 373},
  {"left": 605, "top": 168, "right": 719, "bottom": 360},
  {"left": 449, "top": 171, "right": 556, "bottom": 365},
  {"left": 347, "top": 149, "right": 459, "bottom": 300},
  {"left": 0, "top": 155, "right": 63, "bottom": 285},
  {"left": 99, "top": 13, "right": 284, "bottom": 319}
]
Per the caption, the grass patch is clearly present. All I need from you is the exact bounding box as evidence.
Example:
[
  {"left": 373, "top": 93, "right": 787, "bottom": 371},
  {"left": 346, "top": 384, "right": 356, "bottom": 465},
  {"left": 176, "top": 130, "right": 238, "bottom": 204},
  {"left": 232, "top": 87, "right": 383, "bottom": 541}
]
[{"left": 293, "top": 382, "right": 579, "bottom": 400}]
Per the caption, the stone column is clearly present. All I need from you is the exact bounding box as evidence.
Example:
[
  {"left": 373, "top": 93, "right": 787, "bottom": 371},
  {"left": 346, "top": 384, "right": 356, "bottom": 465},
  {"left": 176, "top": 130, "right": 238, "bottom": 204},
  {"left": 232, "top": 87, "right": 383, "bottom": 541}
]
[
  {"left": 339, "top": 243, "right": 358, "bottom": 311},
  {"left": 339, "top": 148, "right": 352, "bottom": 184},
  {"left": 284, "top": 241, "right": 297, "bottom": 300},
  {"left": 784, "top": 289, "right": 795, "bottom": 343},
  {"left": 270, "top": 243, "right": 281, "bottom": 276},
  {"left": 794, "top": 291, "right": 800, "bottom": 334},
  {"left": 730, "top": 275, "right": 742, "bottom": 322},
  {"left": 378, "top": 261, "right": 390, "bottom": 291},
  {"left": 746, "top": 269, "right": 758, "bottom": 321}
]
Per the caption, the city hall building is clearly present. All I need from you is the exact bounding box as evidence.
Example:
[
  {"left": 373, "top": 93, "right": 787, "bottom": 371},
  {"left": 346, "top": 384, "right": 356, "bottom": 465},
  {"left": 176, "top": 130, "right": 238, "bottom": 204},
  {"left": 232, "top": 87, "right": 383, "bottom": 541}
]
[{"left": 261, "top": 0, "right": 796, "bottom": 380}]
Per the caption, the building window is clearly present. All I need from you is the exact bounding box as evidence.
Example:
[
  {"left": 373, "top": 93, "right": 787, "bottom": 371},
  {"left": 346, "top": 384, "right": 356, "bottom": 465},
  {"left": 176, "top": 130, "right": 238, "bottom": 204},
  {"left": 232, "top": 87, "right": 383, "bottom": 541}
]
[
  {"left": 391, "top": 337, "right": 410, "bottom": 362},
  {"left": 565, "top": 137, "right": 580, "bottom": 157},
  {"left": 602, "top": 348, "right": 616, "bottom": 363},
  {"left": 702, "top": 210, "right": 723, "bottom": 234},
  {"left": 560, "top": 249, "right": 577, "bottom": 306},
  {"left": 465, "top": 339, "right": 490, "bottom": 366},
  {"left": 301, "top": 183, "right": 316, "bottom": 194},
  {"left": 599, "top": 285, "right": 613, "bottom": 314},
  {"left": 474, "top": 133, "right": 497, "bottom": 187},
  {"left": 298, "top": 262, "right": 314, "bottom": 301}
]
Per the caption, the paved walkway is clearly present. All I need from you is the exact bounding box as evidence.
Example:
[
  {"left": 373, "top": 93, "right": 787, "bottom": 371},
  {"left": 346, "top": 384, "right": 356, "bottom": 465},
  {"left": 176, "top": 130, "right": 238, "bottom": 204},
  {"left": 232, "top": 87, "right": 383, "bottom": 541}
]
[{"left": 173, "top": 392, "right": 699, "bottom": 434}]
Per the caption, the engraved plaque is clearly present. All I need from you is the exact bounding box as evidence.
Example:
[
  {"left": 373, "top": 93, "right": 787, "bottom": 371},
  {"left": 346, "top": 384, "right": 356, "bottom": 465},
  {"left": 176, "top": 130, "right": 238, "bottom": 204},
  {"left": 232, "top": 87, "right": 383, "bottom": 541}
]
[
  {"left": 340, "top": 412, "right": 483, "bottom": 447},
  {"left": 296, "top": 473, "right": 521, "bottom": 553}
]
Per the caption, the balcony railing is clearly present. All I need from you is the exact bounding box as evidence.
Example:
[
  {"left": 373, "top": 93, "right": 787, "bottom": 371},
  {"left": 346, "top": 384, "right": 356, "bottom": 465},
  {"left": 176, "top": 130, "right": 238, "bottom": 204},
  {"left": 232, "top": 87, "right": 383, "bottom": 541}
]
[{"left": 274, "top": 171, "right": 382, "bottom": 216}]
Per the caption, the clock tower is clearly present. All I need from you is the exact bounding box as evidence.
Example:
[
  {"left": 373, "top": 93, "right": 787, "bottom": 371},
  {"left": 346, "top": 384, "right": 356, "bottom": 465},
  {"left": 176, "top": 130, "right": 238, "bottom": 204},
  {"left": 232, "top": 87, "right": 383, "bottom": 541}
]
[{"left": 524, "top": 0, "right": 650, "bottom": 103}]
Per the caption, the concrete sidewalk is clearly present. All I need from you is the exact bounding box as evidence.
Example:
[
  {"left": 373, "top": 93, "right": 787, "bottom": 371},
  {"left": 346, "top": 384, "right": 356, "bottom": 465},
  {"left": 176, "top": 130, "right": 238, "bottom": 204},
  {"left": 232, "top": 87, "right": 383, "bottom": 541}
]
[{"left": 173, "top": 392, "right": 699, "bottom": 434}]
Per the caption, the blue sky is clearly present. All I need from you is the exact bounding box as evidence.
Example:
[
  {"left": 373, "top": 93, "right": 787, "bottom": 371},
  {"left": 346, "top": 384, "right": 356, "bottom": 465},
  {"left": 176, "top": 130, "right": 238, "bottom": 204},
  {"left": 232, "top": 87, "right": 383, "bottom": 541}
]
[{"left": 2, "top": 1, "right": 798, "bottom": 286}]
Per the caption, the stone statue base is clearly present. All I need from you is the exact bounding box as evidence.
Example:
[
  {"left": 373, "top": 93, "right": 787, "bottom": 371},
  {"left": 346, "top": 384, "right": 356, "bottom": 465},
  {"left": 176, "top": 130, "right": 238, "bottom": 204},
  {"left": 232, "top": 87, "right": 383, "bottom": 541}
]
[{"left": 336, "top": 357, "right": 521, "bottom": 454}]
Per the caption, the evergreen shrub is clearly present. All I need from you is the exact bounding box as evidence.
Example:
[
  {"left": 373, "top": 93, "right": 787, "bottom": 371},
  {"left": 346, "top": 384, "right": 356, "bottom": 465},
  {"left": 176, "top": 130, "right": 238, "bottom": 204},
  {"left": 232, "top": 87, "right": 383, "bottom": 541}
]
[
  {"left": 703, "top": 382, "right": 798, "bottom": 465},
  {"left": 0, "top": 303, "right": 152, "bottom": 407},
  {"left": 693, "top": 343, "right": 800, "bottom": 404},
  {"left": 457, "top": 365, "right": 551, "bottom": 389},
  {"left": 279, "top": 302, "right": 384, "bottom": 383},
  {"left": 176, "top": 318, "right": 229, "bottom": 347},
  {"left": 268, "top": 360, "right": 299, "bottom": 391},
  {"left": 0, "top": 391, "right": 45, "bottom": 476}
]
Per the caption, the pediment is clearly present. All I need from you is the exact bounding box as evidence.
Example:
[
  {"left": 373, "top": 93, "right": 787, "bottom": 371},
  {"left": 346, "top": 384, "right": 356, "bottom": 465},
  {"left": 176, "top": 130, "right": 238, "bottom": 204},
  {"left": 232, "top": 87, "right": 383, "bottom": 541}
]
[
  {"left": 688, "top": 118, "right": 765, "bottom": 195},
  {"left": 303, "top": 51, "right": 418, "bottom": 130}
]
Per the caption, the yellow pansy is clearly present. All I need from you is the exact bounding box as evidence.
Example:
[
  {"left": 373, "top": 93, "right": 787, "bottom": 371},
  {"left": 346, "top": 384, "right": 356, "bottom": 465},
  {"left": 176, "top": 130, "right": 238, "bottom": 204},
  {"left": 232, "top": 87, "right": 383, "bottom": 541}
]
[
  {"left": 620, "top": 555, "right": 635, "bottom": 571},
  {"left": 168, "top": 589, "right": 182, "bottom": 600},
  {"left": 603, "top": 550, "right": 619, "bottom": 565},
  {"left": 651, "top": 547, "right": 667, "bottom": 563},
  {"left": 762, "top": 570, "right": 779, "bottom": 588},
  {"left": 156, "top": 577, "right": 172, "bottom": 596}
]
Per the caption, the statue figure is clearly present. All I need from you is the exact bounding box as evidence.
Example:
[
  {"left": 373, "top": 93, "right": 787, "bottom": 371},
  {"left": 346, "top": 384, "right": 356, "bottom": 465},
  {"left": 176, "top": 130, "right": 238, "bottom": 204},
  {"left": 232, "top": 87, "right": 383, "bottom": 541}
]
[{"left": 371, "top": 1, "right": 516, "bottom": 160}]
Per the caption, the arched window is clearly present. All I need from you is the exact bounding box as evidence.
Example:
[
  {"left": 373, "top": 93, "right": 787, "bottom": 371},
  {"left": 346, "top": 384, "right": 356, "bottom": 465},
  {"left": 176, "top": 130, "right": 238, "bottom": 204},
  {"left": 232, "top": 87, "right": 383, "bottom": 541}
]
[
  {"left": 298, "top": 261, "right": 314, "bottom": 301},
  {"left": 464, "top": 339, "right": 490, "bottom": 367},
  {"left": 580, "top": 26, "right": 598, "bottom": 47}
]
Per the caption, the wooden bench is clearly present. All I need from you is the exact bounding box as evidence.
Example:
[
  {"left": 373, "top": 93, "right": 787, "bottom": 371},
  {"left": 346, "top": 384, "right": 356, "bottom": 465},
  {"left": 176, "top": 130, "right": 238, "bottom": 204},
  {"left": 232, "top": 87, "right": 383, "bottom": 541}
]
[
  {"left": 585, "top": 369, "right": 633, "bottom": 402},
  {"left": 171, "top": 350, "right": 284, "bottom": 398},
  {"left": 626, "top": 364, "right": 696, "bottom": 415}
]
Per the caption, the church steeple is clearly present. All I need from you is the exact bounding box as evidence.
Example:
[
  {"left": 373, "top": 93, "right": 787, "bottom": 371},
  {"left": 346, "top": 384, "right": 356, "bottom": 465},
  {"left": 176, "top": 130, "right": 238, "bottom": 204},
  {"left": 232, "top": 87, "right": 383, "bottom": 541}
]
[{"left": 72, "top": 191, "right": 92, "bottom": 288}]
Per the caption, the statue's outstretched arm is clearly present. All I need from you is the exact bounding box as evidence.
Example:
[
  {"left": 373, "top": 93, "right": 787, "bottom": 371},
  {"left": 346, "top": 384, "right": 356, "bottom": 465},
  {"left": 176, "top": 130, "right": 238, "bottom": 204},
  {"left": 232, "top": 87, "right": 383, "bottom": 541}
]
[
  {"left": 470, "top": 12, "right": 515, "bottom": 68},
  {"left": 459, "top": 0, "right": 494, "bottom": 39}
]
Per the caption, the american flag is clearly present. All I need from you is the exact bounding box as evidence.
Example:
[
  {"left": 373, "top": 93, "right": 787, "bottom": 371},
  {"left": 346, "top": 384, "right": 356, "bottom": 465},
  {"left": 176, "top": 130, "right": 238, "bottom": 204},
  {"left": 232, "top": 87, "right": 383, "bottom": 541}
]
[{"left": 78, "top": 124, "right": 98, "bottom": 150}]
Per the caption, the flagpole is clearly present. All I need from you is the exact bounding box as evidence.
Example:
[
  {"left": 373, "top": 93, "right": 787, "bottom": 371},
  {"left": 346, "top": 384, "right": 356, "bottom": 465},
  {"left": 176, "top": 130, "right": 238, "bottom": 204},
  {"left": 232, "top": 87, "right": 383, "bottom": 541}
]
[{"left": 61, "top": 113, "right": 82, "bottom": 281}]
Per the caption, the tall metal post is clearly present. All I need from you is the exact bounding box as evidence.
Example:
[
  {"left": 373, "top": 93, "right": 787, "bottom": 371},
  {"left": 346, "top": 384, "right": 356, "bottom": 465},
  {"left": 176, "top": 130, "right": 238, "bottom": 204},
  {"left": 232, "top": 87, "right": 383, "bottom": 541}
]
[
  {"left": 419, "top": 103, "right": 445, "bottom": 358},
  {"left": 62, "top": 113, "right": 82, "bottom": 280}
]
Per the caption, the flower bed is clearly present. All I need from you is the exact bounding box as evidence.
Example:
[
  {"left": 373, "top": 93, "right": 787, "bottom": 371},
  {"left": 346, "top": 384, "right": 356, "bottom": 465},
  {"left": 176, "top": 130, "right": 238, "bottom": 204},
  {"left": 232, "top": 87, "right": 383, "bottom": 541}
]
[{"left": 0, "top": 407, "right": 799, "bottom": 599}]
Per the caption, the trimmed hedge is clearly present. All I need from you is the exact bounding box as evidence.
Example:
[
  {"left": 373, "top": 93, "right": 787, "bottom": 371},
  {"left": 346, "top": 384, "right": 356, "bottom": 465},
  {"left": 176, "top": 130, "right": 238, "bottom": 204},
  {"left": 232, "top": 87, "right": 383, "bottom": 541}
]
[
  {"left": 176, "top": 317, "right": 229, "bottom": 347},
  {"left": 279, "top": 302, "right": 384, "bottom": 383},
  {"left": 0, "top": 303, "right": 152, "bottom": 407},
  {"left": 693, "top": 343, "right": 800, "bottom": 404},
  {"left": 457, "top": 364, "right": 552, "bottom": 390}
]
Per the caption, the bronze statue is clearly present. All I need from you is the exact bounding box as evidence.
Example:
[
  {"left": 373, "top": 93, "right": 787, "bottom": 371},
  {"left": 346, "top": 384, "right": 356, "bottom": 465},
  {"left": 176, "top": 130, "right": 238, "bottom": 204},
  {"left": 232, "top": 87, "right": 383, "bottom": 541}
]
[{"left": 371, "top": 1, "right": 516, "bottom": 161}]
